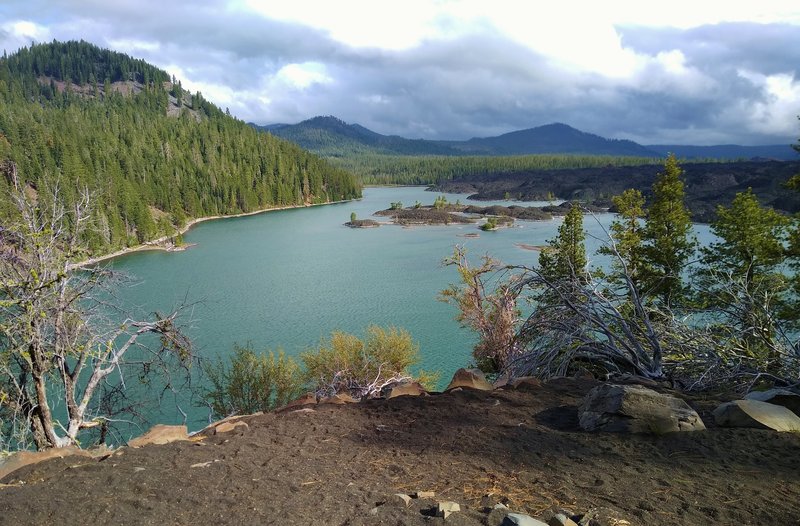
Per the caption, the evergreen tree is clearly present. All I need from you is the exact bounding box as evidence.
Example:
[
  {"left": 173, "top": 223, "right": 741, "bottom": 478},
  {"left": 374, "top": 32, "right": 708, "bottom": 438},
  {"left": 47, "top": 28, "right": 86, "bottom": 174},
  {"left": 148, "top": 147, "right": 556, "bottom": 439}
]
[
  {"left": 640, "top": 154, "right": 695, "bottom": 307},
  {"left": 538, "top": 204, "right": 587, "bottom": 283},
  {"left": 785, "top": 123, "right": 800, "bottom": 319},
  {"left": 599, "top": 188, "right": 646, "bottom": 287},
  {"left": 699, "top": 189, "right": 790, "bottom": 356}
]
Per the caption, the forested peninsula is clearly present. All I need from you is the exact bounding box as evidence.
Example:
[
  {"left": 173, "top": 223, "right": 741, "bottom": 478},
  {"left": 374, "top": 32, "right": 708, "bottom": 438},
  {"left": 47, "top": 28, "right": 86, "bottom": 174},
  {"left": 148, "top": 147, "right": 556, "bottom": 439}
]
[{"left": 0, "top": 41, "right": 361, "bottom": 256}]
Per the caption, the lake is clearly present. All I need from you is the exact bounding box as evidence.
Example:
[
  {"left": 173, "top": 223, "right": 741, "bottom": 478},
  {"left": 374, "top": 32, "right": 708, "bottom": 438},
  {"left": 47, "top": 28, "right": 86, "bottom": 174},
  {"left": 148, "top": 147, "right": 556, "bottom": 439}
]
[{"left": 107, "top": 186, "right": 708, "bottom": 432}]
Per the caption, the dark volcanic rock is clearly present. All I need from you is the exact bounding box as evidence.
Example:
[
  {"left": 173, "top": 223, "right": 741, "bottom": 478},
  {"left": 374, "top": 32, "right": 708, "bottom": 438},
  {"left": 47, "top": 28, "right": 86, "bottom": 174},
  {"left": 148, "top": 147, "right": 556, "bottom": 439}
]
[{"left": 434, "top": 160, "right": 800, "bottom": 221}]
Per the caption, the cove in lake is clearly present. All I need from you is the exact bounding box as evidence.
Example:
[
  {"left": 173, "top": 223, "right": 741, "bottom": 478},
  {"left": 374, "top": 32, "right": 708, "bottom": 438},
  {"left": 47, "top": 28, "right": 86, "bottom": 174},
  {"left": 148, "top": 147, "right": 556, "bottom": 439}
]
[{"left": 108, "top": 187, "right": 711, "bottom": 431}]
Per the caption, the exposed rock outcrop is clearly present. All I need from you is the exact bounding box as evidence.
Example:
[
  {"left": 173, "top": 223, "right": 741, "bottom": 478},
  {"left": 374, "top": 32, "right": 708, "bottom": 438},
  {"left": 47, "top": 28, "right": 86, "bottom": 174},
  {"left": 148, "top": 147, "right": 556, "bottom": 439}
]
[{"left": 578, "top": 384, "right": 705, "bottom": 434}]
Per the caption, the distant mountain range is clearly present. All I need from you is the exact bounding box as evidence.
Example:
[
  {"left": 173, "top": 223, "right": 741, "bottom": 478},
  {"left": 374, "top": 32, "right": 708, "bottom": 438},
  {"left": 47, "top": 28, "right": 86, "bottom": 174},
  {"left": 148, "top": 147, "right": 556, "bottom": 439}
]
[{"left": 253, "top": 116, "right": 798, "bottom": 161}]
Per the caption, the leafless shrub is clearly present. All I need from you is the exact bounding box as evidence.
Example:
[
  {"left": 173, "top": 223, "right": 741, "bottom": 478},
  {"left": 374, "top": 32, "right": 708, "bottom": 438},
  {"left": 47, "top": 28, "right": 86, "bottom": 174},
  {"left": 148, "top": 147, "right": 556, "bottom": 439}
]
[{"left": 440, "top": 246, "right": 522, "bottom": 373}]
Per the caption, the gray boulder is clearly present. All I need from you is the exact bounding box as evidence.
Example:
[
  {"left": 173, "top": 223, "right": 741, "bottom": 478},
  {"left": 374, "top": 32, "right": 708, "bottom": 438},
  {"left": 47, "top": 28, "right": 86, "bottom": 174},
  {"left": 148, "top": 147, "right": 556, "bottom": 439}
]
[
  {"left": 502, "top": 513, "right": 548, "bottom": 526},
  {"left": 578, "top": 384, "right": 705, "bottom": 434},
  {"left": 713, "top": 399, "right": 800, "bottom": 432},
  {"left": 446, "top": 368, "right": 494, "bottom": 391},
  {"left": 745, "top": 388, "right": 800, "bottom": 416}
]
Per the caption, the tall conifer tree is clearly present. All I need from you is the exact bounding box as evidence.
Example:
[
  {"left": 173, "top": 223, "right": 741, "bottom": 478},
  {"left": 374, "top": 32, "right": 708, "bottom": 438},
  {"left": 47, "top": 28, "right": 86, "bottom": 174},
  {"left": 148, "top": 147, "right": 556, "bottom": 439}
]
[
  {"left": 641, "top": 154, "right": 695, "bottom": 307},
  {"left": 539, "top": 203, "right": 587, "bottom": 283}
]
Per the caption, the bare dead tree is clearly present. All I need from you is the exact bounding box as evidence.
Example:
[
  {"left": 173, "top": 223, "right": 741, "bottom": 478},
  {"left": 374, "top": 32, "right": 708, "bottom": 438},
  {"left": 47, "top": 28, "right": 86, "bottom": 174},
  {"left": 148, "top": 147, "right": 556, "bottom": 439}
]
[
  {"left": 507, "top": 220, "right": 799, "bottom": 392},
  {"left": 0, "top": 163, "right": 194, "bottom": 450},
  {"left": 313, "top": 365, "right": 414, "bottom": 400},
  {"left": 503, "top": 215, "right": 680, "bottom": 379},
  {"left": 440, "top": 246, "right": 522, "bottom": 373}
]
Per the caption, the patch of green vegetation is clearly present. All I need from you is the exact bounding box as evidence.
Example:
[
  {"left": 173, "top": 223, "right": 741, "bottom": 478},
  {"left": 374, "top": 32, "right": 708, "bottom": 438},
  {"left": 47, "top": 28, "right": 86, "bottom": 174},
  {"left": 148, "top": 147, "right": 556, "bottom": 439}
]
[
  {"left": 0, "top": 41, "right": 361, "bottom": 256},
  {"left": 330, "top": 153, "right": 661, "bottom": 185}
]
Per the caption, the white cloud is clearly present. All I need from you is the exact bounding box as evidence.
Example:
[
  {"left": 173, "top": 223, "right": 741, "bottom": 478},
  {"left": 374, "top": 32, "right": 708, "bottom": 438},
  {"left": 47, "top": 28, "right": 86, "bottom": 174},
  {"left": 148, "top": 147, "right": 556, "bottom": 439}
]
[
  {"left": 243, "top": 0, "right": 445, "bottom": 50},
  {"left": 737, "top": 70, "right": 800, "bottom": 135},
  {"left": 240, "top": 0, "right": 800, "bottom": 79},
  {"left": 274, "top": 62, "right": 332, "bottom": 89},
  {"left": 1, "top": 19, "right": 51, "bottom": 52},
  {"left": 106, "top": 38, "right": 160, "bottom": 54}
]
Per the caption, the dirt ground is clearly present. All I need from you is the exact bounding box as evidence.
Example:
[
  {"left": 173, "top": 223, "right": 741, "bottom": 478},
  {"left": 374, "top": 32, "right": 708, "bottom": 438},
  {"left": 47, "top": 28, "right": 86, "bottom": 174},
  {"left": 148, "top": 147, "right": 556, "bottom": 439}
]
[{"left": 1, "top": 378, "right": 799, "bottom": 525}]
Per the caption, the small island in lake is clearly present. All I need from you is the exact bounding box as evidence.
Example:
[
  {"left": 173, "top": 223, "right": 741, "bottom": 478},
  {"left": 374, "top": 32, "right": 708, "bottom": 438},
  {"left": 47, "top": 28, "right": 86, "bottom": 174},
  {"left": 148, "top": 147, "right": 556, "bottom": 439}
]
[
  {"left": 371, "top": 195, "right": 607, "bottom": 229},
  {"left": 345, "top": 219, "right": 380, "bottom": 228},
  {"left": 344, "top": 211, "right": 380, "bottom": 228},
  {"left": 373, "top": 195, "right": 476, "bottom": 225},
  {"left": 374, "top": 207, "right": 476, "bottom": 225}
]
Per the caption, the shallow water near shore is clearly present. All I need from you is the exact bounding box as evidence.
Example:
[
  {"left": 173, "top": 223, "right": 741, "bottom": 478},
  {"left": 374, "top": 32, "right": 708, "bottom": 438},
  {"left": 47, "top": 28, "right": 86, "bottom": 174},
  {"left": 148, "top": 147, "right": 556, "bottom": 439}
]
[{"left": 106, "top": 187, "right": 710, "bottom": 432}]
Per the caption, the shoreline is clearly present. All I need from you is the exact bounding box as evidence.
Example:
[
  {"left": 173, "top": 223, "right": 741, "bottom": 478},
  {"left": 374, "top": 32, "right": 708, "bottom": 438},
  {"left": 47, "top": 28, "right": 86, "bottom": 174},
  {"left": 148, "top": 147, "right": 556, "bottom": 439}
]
[{"left": 72, "top": 198, "right": 357, "bottom": 268}]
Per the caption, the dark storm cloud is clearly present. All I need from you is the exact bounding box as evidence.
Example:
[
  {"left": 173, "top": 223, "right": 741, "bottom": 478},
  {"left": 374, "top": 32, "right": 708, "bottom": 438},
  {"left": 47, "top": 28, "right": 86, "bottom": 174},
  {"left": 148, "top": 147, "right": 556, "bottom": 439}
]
[
  {"left": 1, "top": 1, "right": 797, "bottom": 145},
  {"left": 620, "top": 23, "right": 800, "bottom": 78},
  {"left": 613, "top": 23, "right": 800, "bottom": 143}
]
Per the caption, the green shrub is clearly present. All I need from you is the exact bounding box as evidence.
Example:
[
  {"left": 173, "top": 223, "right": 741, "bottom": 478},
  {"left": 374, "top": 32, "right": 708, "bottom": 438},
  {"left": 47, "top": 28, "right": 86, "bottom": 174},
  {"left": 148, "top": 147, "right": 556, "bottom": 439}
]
[
  {"left": 301, "top": 326, "right": 432, "bottom": 398},
  {"left": 203, "top": 345, "right": 304, "bottom": 417},
  {"left": 480, "top": 217, "right": 498, "bottom": 231}
]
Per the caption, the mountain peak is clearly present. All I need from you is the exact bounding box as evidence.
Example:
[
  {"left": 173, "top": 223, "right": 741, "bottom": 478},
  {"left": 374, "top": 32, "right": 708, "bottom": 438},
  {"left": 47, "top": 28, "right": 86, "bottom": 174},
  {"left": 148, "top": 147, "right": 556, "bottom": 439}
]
[{"left": 260, "top": 116, "right": 662, "bottom": 157}]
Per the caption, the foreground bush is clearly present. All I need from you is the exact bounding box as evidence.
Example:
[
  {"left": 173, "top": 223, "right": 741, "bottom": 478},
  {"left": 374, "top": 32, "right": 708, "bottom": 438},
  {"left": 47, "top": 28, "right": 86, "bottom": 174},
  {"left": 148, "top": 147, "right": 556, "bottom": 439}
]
[
  {"left": 203, "top": 345, "right": 304, "bottom": 417},
  {"left": 301, "top": 326, "right": 435, "bottom": 399},
  {"left": 203, "top": 326, "right": 436, "bottom": 417}
]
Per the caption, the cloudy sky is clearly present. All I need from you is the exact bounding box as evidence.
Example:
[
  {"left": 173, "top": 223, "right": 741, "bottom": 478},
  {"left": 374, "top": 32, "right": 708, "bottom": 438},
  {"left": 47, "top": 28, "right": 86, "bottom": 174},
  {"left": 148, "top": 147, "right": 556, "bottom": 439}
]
[{"left": 2, "top": 0, "right": 799, "bottom": 146}]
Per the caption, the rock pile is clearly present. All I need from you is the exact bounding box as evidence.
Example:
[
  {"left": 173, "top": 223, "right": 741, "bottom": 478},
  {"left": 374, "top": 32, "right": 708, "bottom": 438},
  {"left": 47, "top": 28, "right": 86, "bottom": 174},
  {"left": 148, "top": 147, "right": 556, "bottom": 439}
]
[{"left": 369, "top": 489, "right": 631, "bottom": 525}]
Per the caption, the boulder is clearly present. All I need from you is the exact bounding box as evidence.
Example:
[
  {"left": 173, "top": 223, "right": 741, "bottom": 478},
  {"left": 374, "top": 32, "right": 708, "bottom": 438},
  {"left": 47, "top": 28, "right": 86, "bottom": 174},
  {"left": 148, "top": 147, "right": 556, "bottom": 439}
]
[
  {"left": 578, "top": 384, "right": 705, "bottom": 434},
  {"left": 196, "top": 414, "right": 254, "bottom": 436},
  {"left": 745, "top": 389, "right": 800, "bottom": 416},
  {"left": 0, "top": 446, "right": 104, "bottom": 482},
  {"left": 446, "top": 368, "right": 493, "bottom": 391},
  {"left": 386, "top": 381, "right": 428, "bottom": 399},
  {"left": 577, "top": 507, "right": 632, "bottom": 526},
  {"left": 435, "top": 501, "right": 461, "bottom": 519},
  {"left": 279, "top": 392, "right": 317, "bottom": 411},
  {"left": 713, "top": 399, "right": 800, "bottom": 432},
  {"left": 213, "top": 420, "right": 249, "bottom": 434},
  {"left": 320, "top": 393, "right": 359, "bottom": 405},
  {"left": 128, "top": 424, "right": 189, "bottom": 448},
  {"left": 392, "top": 493, "right": 412, "bottom": 507},
  {"left": 494, "top": 375, "right": 543, "bottom": 390},
  {"left": 502, "top": 513, "right": 548, "bottom": 526},
  {"left": 548, "top": 513, "right": 579, "bottom": 526}
]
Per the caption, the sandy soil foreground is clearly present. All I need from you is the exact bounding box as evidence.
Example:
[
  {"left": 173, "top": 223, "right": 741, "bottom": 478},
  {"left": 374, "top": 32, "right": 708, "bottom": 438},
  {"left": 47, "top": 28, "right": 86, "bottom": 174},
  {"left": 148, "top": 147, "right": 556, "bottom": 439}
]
[{"left": 1, "top": 378, "right": 799, "bottom": 525}]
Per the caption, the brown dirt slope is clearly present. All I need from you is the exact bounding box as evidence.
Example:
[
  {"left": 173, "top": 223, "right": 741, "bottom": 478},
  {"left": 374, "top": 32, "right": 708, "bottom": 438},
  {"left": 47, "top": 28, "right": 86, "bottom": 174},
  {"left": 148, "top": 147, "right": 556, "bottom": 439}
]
[{"left": 1, "top": 378, "right": 799, "bottom": 525}]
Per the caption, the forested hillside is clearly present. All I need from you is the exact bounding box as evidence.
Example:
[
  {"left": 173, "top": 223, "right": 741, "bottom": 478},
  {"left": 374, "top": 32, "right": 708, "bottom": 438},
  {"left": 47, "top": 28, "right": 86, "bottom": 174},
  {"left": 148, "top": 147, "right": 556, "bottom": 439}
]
[
  {"left": 0, "top": 41, "right": 361, "bottom": 255},
  {"left": 334, "top": 153, "right": 661, "bottom": 185}
]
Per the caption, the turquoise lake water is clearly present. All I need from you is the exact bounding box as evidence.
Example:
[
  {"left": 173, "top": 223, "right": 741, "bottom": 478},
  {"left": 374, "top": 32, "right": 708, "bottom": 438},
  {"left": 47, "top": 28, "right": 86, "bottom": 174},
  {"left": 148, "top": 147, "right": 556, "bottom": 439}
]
[{"left": 106, "top": 186, "right": 709, "bottom": 432}]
